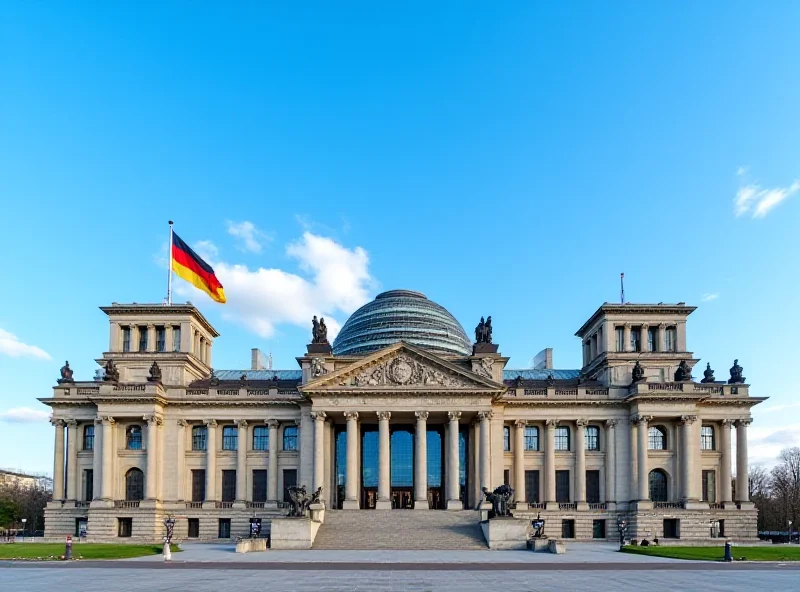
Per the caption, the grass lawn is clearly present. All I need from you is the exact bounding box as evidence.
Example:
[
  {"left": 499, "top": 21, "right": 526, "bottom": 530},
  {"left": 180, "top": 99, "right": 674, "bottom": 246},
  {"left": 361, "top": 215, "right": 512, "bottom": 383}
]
[
  {"left": 622, "top": 545, "right": 800, "bottom": 562},
  {"left": 0, "top": 543, "right": 180, "bottom": 560}
]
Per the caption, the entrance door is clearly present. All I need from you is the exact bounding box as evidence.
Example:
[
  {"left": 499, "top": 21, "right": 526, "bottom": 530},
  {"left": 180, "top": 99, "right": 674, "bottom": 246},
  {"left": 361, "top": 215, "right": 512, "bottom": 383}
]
[
  {"left": 390, "top": 429, "right": 414, "bottom": 508},
  {"left": 392, "top": 487, "right": 414, "bottom": 509},
  {"left": 283, "top": 469, "right": 297, "bottom": 503}
]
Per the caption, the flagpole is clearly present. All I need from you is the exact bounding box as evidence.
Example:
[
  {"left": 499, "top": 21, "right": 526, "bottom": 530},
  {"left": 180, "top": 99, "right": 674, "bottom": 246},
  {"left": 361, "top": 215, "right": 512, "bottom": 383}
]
[{"left": 167, "top": 220, "right": 174, "bottom": 306}]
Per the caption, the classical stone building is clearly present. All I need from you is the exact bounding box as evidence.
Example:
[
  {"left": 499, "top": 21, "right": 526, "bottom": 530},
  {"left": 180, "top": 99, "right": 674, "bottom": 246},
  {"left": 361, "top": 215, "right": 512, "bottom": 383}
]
[{"left": 42, "top": 290, "right": 763, "bottom": 543}]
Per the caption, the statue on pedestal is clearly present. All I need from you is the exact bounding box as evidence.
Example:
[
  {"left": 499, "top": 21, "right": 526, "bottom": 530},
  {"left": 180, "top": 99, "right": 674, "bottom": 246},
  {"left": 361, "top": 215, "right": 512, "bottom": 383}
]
[
  {"left": 209, "top": 368, "right": 220, "bottom": 387},
  {"left": 58, "top": 361, "right": 75, "bottom": 384},
  {"left": 475, "top": 317, "right": 485, "bottom": 343},
  {"left": 674, "top": 360, "right": 692, "bottom": 382},
  {"left": 482, "top": 484, "right": 515, "bottom": 518},
  {"left": 147, "top": 361, "right": 162, "bottom": 383},
  {"left": 288, "top": 485, "right": 317, "bottom": 517},
  {"left": 312, "top": 316, "right": 329, "bottom": 344},
  {"left": 103, "top": 359, "right": 119, "bottom": 383},
  {"left": 631, "top": 360, "right": 645, "bottom": 383},
  {"left": 701, "top": 363, "right": 715, "bottom": 383},
  {"left": 729, "top": 359, "right": 745, "bottom": 384},
  {"left": 484, "top": 316, "right": 493, "bottom": 344}
]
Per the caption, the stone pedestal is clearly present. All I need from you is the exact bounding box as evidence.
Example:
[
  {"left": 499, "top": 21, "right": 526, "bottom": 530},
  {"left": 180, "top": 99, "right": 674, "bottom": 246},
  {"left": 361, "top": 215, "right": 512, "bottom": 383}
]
[
  {"left": 342, "top": 500, "right": 360, "bottom": 510},
  {"left": 446, "top": 499, "right": 463, "bottom": 510},
  {"left": 307, "top": 343, "right": 332, "bottom": 354},
  {"left": 236, "top": 538, "right": 268, "bottom": 553},
  {"left": 375, "top": 500, "right": 392, "bottom": 510},
  {"left": 480, "top": 518, "right": 531, "bottom": 550},
  {"left": 472, "top": 343, "right": 499, "bottom": 354}
]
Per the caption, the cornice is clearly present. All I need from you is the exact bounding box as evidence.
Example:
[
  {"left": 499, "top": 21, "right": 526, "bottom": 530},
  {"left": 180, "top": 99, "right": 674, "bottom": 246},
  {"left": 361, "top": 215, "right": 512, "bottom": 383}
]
[{"left": 576, "top": 303, "right": 697, "bottom": 337}]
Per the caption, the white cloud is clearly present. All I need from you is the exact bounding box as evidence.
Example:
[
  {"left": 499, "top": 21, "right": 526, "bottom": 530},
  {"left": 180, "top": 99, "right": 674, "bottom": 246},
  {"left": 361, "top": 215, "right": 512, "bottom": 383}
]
[
  {"left": 0, "top": 329, "right": 51, "bottom": 360},
  {"left": 734, "top": 168, "right": 800, "bottom": 218},
  {"left": 701, "top": 293, "right": 719, "bottom": 302},
  {"left": 747, "top": 423, "right": 800, "bottom": 468},
  {"left": 175, "top": 231, "right": 377, "bottom": 339},
  {"left": 226, "top": 221, "right": 270, "bottom": 253},
  {"left": 0, "top": 407, "right": 51, "bottom": 424}
]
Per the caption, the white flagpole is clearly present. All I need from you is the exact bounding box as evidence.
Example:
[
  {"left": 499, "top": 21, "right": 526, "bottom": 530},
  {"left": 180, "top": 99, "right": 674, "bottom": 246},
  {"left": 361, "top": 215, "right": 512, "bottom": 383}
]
[{"left": 167, "top": 220, "right": 174, "bottom": 306}]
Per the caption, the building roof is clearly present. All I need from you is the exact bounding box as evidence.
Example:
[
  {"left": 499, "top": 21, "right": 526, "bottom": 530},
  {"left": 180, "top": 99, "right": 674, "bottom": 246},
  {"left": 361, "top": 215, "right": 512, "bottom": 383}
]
[
  {"left": 332, "top": 290, "right": 472, "bottom": 356},
  {"left": 502, "top": 369, "right": 581, "bottom": 381}
]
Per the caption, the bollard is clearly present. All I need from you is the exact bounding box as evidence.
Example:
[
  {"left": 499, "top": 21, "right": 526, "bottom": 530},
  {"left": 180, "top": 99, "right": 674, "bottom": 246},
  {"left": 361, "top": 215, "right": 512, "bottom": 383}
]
[
  {"left": 163, "top": 540, "right": 172, "bottom": 562},
  {"left": 65, "top": 535, "right": 73, "bottom": 560},
  {"left": 724, "top": 541, "right": 733, "bottom": 562}
]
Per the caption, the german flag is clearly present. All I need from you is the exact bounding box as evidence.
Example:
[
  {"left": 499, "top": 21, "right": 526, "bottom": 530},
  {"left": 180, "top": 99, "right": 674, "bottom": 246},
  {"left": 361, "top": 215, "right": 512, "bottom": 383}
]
[{"left": 171, "top": 232, "right": 226, "bottom": 303}]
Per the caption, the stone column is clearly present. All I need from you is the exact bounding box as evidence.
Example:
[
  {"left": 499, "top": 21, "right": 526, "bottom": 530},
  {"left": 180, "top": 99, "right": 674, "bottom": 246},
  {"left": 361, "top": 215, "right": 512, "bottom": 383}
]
[
  {"left": 145, "top": 415, "right": 161, "bottom": 500},
  {"left": 623, "top": 323, "right": 632, "bottom": 352},
  {"left": 343, "top": 411, "right": 360, "bottom": 509},
  {"left": 92, "top": 417, "right": 103, "bottom": 500},
  {"left": 658, "top": 323, "right": 666, "bottom": 352},
  {"left": 472, "top": 421, "right": 481, "bottom": 508},
  {"left": 165, "top": 326, "right": 173, "bottom": 353},
  {"left": 147, "top": 324, "right": 155, "bottom": 352},
  {"left": 680, "top": 415, "right": 697, "bottom": 501},
  {"left": 447, "top": 411, "right": 463, "bottom": 509},
  {"left": 720, "top": 420, "right": 733, "bottom": 504},
  {"left": 51, "top": 419, "right": 65, "bottom": 501},
  {"left": 236, "top": 420, "right": 248, "bottom": 503},
  {"left": 514, "top": 420, "right": 527, "bottom": 506},
  {"left": 312, "top": 412, "right": 327, "bottom": 495},
  {"left": 176, "top": 420, "right": 187, "bottom": 501},
  {"left": 478, "top": 411, "right": 492, "bottom": 495},
  {"left": 376, "top": 411, "right": 391, "bottom": 510},
  {"left": 101, "top": 417, "right": 115, "bottom": 500},
  {"left": 575, "top": 419, "right": 587, "bottom": 508},
  {"left": 414, "top": 411, "right": 429, "bottom": 509},
  {"left": 266, "top": 420, "right": 279, "bottom": 504},
  {"left": 544, "top": 419, "right": 557, "bottom": 505},
  {"left": 65, "top": 420, "right": 78, "bottom": 500},
  {"left": 634, "top": 415, "right": 652, "bottom": 504},
  {"left": 605, "top": 420, "right": 617, "bottom": 505},
  {"left": 204, "top": 420, "right": 217, "bottom": 504},
  {"left": 735, "top": 419, "right": 751, "bottom": 503}
]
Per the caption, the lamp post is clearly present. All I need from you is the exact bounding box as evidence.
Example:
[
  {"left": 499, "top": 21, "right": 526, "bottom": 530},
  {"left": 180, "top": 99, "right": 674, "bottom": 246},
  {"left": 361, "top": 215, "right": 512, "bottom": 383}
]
[
  {"left": 163, "top": 515, "right": 175, "bottom": 561},
  {"left": 789, "top": 520, "right": 793, "bottom": 544},
  {"left": 20, "top": 518, "right": 27, "bottom": 542},
  {"left": 616, "top": 517, "right": 627, "bottom": 551}
]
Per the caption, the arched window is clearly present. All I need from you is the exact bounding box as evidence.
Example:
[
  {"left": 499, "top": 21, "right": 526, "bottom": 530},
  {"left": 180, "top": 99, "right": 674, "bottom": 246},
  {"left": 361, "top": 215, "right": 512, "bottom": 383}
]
[
  {"left": 126, "top": 425, "right": 143, "bottom": 450},
  {"left": 701, "top": 425, "right": 715, "bottom": 450},
  {"left": 253, "top": 426, "right": 269, "bottom": 450},
  {"left": 649, "top": 469, "right": 668, "bottom": 502},
  {"left": 83, "top": 425, "right": 95, "bottom": 451},
  {"left": 648, "top": 426, "right": 667, "bottom": 450},
  {"left": 524, "top": 426, "right": 539, "bottom": 451},
  {"left": 222, "top": 426, "right": 238, "bottom": 451},
  {"left": 192, "top": 426, "right": 208, "bottom": 451},
  {"left": 283, "top": 426, "right": 298, "bottom": 451},
  {"left": 125, "top": 468, "right": 144, "bottom": 501},
  {"left": 585, "top": 426, "right": 600, "bottom": 451},
  {"left": 555, "top": 426, "right": 570, "bottom": 451}
]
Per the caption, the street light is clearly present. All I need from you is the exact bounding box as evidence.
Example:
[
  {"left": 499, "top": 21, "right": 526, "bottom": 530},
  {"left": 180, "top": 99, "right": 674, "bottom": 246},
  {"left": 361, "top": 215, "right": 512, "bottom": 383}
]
[
  {"left": 789, "top": 520, "right": 793, "bottom": 544},
  {"left": 616, "top": 517, "right": 627, "bottom": 551},
  {"left": 20, "top": 518, "right": 27, "bottom": 541}
]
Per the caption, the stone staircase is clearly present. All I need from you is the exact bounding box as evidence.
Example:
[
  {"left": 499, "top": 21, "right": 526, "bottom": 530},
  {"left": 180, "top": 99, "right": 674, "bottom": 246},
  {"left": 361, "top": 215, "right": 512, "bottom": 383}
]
[{"left": 312, "top": 510, "right": 487, "bottom": 550}]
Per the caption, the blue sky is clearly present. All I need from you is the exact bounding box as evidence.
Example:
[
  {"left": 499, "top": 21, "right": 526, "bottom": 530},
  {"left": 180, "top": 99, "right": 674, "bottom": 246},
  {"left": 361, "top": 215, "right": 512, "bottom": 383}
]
[{"left": 1, "top": 2, "right": 799, "bottom": 474}]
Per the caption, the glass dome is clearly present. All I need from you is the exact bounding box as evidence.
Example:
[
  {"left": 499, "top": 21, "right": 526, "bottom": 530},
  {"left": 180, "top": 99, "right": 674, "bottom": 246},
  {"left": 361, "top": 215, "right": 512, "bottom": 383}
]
[{"left": 332, "top": 290, "right": 472, "bottom": 356}]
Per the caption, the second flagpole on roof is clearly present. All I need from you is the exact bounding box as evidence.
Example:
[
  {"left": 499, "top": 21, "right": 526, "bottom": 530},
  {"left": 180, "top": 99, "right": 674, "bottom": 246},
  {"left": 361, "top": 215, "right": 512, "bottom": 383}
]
[{"left": 167, "top": 220, "right": 174, "bottom": 306}]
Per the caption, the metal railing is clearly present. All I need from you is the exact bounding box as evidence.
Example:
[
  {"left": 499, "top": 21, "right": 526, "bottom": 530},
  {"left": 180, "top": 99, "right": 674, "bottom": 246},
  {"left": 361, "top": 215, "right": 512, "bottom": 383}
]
[
  {"left": 185, "top": 501, "right": 203, "bottom": 509},
  {"left": 558, "top": 503, "right": 577, "bottom": 510},
  {"left": 588, "top": 502, "right": 607, "bottom": 511},
  {"left": 653, "top": 501, "right": 685, "bottom": 509},
  {"left": 216, "top": 502, "right": 234, "bottom": 509},
  {"left": 114, "top": 500, "right": 140, "bottom": 509},
  {"left": 246, "top": 502, "right": 266, "bottom": 509}
]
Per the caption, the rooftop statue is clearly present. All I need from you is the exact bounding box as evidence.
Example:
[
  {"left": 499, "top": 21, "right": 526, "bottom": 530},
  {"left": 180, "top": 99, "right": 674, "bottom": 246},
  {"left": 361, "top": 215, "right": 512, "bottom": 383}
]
[
  {"left": 631, "top": 360, "right": 645, "bottom": 383},
  {"left": 701, "top": 363, "right": 716, "bottom": 384},
  {"left": 312, "top": 316, "right": 329, "bottom": 344},
  {"left": 103, "top": 359, "right": 119, "bottom": 383},
  {"left": 147, "top": 361, "right": 162, "bottom": 383},
  {"left": 209, "top": 368, "right": 220, "bottom": 386},
  {"left": 674, "top": 360, "right": 692, "bottom": 382},
  {"left": 484, "top": 316, "right": 493, "bottom": 344},
  {"left": 729, "top": 359, "right": 745, "bottom": 384},
  {"left": 475, "top": 317, "right": 485, "bottom": 343},
  {"left": 58, "top": 361, "right": 74, "bottom": 384}
]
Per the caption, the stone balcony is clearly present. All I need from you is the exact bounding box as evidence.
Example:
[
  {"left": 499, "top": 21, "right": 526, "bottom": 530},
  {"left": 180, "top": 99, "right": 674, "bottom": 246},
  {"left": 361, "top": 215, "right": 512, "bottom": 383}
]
[{"left": 627, "top": 382, "right": 749, "bottom": 398}]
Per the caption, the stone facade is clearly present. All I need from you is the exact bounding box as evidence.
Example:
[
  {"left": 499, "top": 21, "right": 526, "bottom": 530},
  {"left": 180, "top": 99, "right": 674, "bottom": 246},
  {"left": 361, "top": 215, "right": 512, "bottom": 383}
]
[{"left": 41, "top": 296, "right": 763, "bottom": 544}]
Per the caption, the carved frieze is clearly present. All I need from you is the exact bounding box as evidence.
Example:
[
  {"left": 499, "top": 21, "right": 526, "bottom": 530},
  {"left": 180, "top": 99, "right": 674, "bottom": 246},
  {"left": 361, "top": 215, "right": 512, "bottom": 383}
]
[{"left": 350, "top": 353, "right": 472, "bottom": 388}]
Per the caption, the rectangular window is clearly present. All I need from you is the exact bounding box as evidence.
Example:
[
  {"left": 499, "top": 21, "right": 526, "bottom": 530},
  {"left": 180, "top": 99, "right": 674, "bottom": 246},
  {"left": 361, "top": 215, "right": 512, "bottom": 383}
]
[
  {"left": 555, "top": 427, "right": 570, "bottom": 451},
  {"left": 593, "top": 519, "right": 606, "bottom": 539},
  {"left": 630, "top": 327, "right": 641, "bottom": 352},
  {"left": 191, "top": 469, "right": 206, "bottom": 502},
  {"left": 118, "top": 518, "right": 132, "bottom": 538},
  {"left": 283, "top": 426, "right": 298, "bottom": 451},
  {"left": 83, "top": 425, "right": 95, "bottom": 451},
  {"left": 84, "top": 469, "right": 94, "bottom": 501},
  {"left": 138, "top": 326, "right": 148, "bottom": 352},
  {"left": 172, "top": 326, "right": 181, "bottom": 352},
  {"left": 584, "top": 426, "right": 599, "bottom": 451},
  {"left": 504, "top": 469, "right": 510, "bottom": 486},
  {"left": 524, "top": 470, "right": 539, "bottom": 504},
  {"left": 218, "top": 518, "right": 231, "bottom": 539},
  {"left": 561, "top": 519, "right": 575, "bottom": 539},
  {"left": 503, "top": 426, "right": 511, "bottom": 452},
  {"left": 647, "top": 327, "right": 658, "bottom": 352},
  {"left": 192, "top": 426, "right": 207, "bottom": 451},
  {"left": 222, "top": 426, "right": 238, "bottom": 451},
  {"left": 253, "top": 470, "right": 268, "bottom": 502},
  {"left": 524, "top": 427, "right": 539, "bottom": 451},
  {"left": 187, "top": 518, "right": 200, "bottom": 538},
  {"left": 221, "top": 470, "right": 236, "bottom": 502},
  {"left": 586, "top": 470, "right": 600, "bottom": 503},
  {"left": 556, "top": 470, "right": 570, "bottom": 503},
  {"left": 702, "top": 470, "right": 716, "bottom": 503},
  {"left": 156, "top": 326, "right": 166, "bottom": 352},
  {"left": 122, "top": 327, "right": 131, "bottom": 352},
  {"left": 701, "top": 426, "right": 715, "bottom": 450},
  {"left": 616, "top": 327, "right": 625, "bottom": 352},
  {"left": 253, "top": 426, "right": 269, "bottom": 450},
  {"left": 665, "top": 327, "right": 677, "bottom": 352}
]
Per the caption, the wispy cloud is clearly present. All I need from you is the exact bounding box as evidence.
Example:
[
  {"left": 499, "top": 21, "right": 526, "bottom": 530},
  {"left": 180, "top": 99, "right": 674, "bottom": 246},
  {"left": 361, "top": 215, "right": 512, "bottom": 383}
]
[
  {"left": 0, "top": 407, "right": 51, "bottom": 423},
  {"left": 701, "top": 293, "right": 719, "bottom": 302},
  {"left": 174, "top": 231, "right": 377, "bottom": 339},
  {"left": 734, "top": 166, "right": 800, "bottom": 218},
  {"left": 0, "top": 329, "right": 51, "bottom": 360},
  {"left": 748, "top": 423, "right": 800, "bottom": 467},
  {"left": 226, "top": 221, "right": 270, "bottom": 254}
]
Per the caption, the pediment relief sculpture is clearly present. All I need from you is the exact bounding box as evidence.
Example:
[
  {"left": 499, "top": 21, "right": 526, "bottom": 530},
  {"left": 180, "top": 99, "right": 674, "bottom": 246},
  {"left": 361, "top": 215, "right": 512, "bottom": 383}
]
[{"left": 352, "top": 354, "right": 471, "bottom": 388}]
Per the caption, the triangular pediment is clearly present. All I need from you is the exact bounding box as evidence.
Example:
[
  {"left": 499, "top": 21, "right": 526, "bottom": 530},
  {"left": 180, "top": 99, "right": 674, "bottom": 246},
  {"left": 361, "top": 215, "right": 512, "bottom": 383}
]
[{"left": 303, "top": 342, "right": 504, "bottom": 392}]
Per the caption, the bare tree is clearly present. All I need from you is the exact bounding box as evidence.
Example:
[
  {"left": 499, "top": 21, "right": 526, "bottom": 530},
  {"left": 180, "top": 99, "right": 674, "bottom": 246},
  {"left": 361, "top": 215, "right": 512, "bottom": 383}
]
[{"left": 771, "top": 447, "right": 800, "bottom": 529}]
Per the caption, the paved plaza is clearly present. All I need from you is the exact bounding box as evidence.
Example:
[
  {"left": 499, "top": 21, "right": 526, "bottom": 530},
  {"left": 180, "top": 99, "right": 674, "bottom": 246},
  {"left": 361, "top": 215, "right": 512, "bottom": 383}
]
[{"left": 2, "top": 544, "right": 799, "bottom": 591}]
